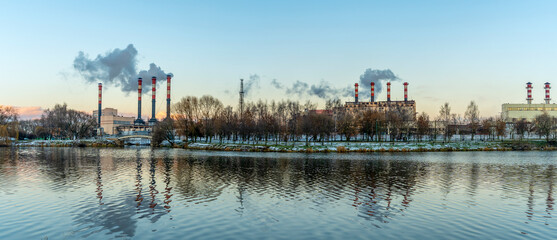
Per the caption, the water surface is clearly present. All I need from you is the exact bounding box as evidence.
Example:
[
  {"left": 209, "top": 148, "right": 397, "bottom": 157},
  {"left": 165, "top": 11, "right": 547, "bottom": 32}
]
[{"left": 1, "top": 148, "right": 556, "bottom": 239}]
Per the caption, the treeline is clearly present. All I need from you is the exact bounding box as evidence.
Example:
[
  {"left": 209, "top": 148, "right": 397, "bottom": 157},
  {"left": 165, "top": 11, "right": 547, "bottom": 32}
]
[
  {"left": 3, "top": 97, "right": 557, "bottom": 144},
  {"left": 170, "top": 96, "right": 557, "bottom": 144},
  {"left": 6, "top": 103, "right": 97, "bottom": 140}
]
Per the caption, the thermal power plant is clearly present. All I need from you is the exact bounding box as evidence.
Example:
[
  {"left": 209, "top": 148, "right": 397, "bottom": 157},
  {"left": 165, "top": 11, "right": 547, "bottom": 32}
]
[
  {"left": 166, "top": 75, "right": 171, "bottom": 119},
  {"left": 502, "top": 82, "right": 557, "bottom": 122},
  {"left": 93, "top": 73, "right": 175, "bottom": 137},
  {"left": 148, "top": 76, "right": 158, "bottom": 125},
  {"left": 135, "top": 78, "right": 145, "bottom": 125},
  {"left": 344, "top": 81, "right": 416, "bottom": 119}
]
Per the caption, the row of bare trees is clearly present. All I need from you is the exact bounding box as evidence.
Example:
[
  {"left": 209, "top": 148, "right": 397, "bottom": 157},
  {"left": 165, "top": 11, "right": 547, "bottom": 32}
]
[
  {"left": 170, "top": 96, "right": 557, "bottom": 144},
  {"left": 17, "top": 103, "right": 97, "bottom": 140}
]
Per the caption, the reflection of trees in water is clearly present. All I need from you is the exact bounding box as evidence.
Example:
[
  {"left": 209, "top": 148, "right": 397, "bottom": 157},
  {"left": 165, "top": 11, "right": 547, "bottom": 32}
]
[
  {"left": 351, "top": 160, "right": 426, "bottom": 225},
  {"left": 3, "top": 148, "right": 557, "bottom": 231},
  {"left": 545, "top": 165, "right": 554, "bottom": 224}
]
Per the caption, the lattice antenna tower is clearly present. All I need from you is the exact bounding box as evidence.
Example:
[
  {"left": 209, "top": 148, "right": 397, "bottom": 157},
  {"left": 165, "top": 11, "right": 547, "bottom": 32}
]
[{"left": 239, "top": 79, "right": 244, "bottom": 117}]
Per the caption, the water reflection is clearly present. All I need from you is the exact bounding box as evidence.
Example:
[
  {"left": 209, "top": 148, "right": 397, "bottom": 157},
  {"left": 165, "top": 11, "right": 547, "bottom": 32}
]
[{"left": 0, "top": 148, "right": 556, "bottom": 239}]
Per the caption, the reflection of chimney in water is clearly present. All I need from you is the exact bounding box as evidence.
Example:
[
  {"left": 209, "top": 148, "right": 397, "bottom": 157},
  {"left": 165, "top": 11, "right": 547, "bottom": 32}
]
[
  {"left": 149, "top": 159, "right": 157, "bottom": 209},
  {"left": 96, "top": 159, "right": 104, "bottom": 205},
  {"left": 135, "top": 156, "right": 143, "bottom": 208},
  {"left": 163, "top": 160, "right": 173, "bottom": 212}
]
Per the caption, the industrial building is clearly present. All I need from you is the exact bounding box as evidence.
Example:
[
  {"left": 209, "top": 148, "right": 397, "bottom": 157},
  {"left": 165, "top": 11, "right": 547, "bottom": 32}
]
[
  {"left": 344, "top": 82, "right": 416, "bottom": 118},
  {"left": 95, "top": 75, "right": 173, "bottom": 135},
  {"left": 92, "top": 108, "right": 135, "bottom": 135},
  {"left": 502, "top": 82, "right": 557, "bottom": 122}
]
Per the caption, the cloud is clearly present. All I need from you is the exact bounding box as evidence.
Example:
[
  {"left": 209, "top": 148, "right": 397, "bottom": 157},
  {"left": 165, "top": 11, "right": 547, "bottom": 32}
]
[
  {"left": 14, "top": 106, "right": 44, "bottom": 120},
  {"left": 73, "top": 44, "right": 172, "bottom": 94}
]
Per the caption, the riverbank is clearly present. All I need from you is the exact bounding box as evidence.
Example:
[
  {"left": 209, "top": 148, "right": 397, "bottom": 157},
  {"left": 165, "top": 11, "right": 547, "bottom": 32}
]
[{"left": 8, "top": 139, "right": 557, "bottom": 152}]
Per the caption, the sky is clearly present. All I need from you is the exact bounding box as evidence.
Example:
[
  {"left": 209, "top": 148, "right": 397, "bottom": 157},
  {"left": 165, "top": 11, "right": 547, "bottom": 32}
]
[{"left": 1, "top": 0, "right": 557, "bottom": 119}]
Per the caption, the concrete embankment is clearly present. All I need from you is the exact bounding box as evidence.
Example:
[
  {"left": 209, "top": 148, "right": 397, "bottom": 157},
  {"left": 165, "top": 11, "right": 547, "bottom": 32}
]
[{"left": 9, "top": 139, "right": 557, "bottom": 152}]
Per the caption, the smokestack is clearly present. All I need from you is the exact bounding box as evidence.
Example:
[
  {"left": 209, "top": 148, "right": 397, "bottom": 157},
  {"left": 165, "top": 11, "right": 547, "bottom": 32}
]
[
  {"left": 527, "top": 82, "right": 533, "bottom": 104},
  {"left": 149, "top": 76, "right": 157, "bottom": 125},
  {"left": 545, "top": 82, "right": 551, "bottom": 104},
  {"left": 134, "top": 78, "right": 145, "bottom": 125},
  {"left": 404, "top": 82, "right": 409, "bottom": 102},
  {"left": 98, "top": 83, "right": 102, "bottom": 127},
  {"left": 354, "top": 83, "right": 359, "bottom": 103},
  {"left": 371, "top": 82, "right": 375, "bottom": 102},
  {"left": 387, "top": 82, "right": 391, "bottom": 102},
  {"left": 166, "top": 75, "right": 171, "bottom": 119}
]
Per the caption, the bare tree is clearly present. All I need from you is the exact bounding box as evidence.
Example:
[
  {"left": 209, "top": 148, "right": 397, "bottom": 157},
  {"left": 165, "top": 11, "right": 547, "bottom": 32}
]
[
  {"left": 416, "top": 112, "right": 430, "bottom": 142},
  {"left": 534, "top": 112, "right": 555, "bottom": 142},
  {"left": 174, "top": 96, "right": 202, "bottom": 142},
  {"left": 0, "top": 105, "right": 19, "bottom": 144},
  {"left": 465, "top": 101, "right": 480, "bottom": 141},
  {"left": 439, "top": 102, "right": 452, "bottom": 142},
  {"left": 152, "top": 119, "right": 176, "bottom": 147},
  {"left": 495, "top": 117, "right": 506, "bottom": 140},
  {"left": 199, "top": 95, "right": 223, "bottom": 142}
]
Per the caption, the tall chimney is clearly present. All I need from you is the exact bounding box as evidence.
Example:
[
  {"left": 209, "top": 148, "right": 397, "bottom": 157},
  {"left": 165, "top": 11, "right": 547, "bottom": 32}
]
[
  {"left": 371, "top": 82, "right": 375, "bottom": 102},
  {"left": 354, "top": 83, "right": 359, "bottom": 104},
  {"left": 387, "top": 82, "right": 391, "bottom": 102},
  {"left": 166, "top": 75, "right": 171, "bottom": 119},
  {"left": 526, "top": 82, "right": 533, "bottom": 104},
  {"left": 404, "top": 82, "right": 409, "bottom": 102},
  {"left": 149, "top": 76, "right": 157, "bottom": 125},
  {"left": 135, "top": 78, "right": 145, "bottom": 125},
  {"left": 98, "top": 83, "right": 102, "bottom": 127},
  {"left": 545, "top": 82, "right": 551, "bottom": 104}
]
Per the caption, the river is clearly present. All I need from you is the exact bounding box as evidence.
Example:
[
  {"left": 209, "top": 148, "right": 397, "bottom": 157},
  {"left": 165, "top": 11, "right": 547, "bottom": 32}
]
[{"left": 0, "top": 148, "right": 555, "bottom": 239}]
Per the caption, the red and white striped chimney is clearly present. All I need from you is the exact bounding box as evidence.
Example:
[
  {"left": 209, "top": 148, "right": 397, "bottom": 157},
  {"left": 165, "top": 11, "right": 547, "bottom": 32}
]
[
  {"left": 98, "top": 83, "right": 102, "bottom": 128},
  {"left": 545, "top": 82, "right": 551, "bottom": 104},
  {"left": 404, "top": 82, "right": 409, "bottom": 102},
  {"left": 354, "top": 83, "right": 359, "bottom": 104},
  {"left": 135, "top": 78, "right": 145, "bottom": 125},
  {"left": 149, "top": 76, "right": 157, "bottom": 124},
  {"left": 387, "top": 82, "right": 391, "bottom": 102},
  {"left": 526, "top": 82, "right": 533, "bottom": 104},
  {"left": 371, "top": 82, "right": 375, "bottom": 102},
  {"left": 166, "top": 75, "right": 171, "bottom": 119}
]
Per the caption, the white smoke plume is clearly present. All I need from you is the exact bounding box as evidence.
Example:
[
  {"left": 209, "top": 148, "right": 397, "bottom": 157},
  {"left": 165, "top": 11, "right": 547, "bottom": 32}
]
[{"left": 73, "top": 44, "right": 173, "bottom": 93}]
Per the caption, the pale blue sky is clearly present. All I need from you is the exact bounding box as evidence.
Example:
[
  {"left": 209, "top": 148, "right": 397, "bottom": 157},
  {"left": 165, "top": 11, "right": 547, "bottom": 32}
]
[{"left": 1, "top": 0, "right": 556, "bottom": 119}]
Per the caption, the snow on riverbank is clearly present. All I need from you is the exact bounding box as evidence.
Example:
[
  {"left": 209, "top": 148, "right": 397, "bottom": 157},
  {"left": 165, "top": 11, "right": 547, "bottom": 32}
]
[{"left": 8, "top": 139, "right": 555, "bottom": 152}]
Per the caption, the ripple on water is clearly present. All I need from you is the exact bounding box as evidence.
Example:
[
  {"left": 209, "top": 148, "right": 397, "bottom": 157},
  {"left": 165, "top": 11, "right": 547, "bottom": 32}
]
[{"left": 1, "top": 148, "right": 557, "bottom": 239}]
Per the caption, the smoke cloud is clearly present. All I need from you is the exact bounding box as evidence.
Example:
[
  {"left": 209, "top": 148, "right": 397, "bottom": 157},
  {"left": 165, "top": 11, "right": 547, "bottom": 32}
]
[
  {"left": 243, "top": 74, "right": 260, "bottom": 96},
  {"left": 73, "top": 44, "right": 173, "bottom": 93},
  {"left": 269, "top": 68, "right": 400, "bottom": 100},
  {"left": 282, "top": 80, "right": 351, "bottom": 99},
  {"left": 270, "top": 79, "right": 284, "bottom": 89},
  {"left": 358, "top": 68, "right": 399, "bottom": 95}
]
